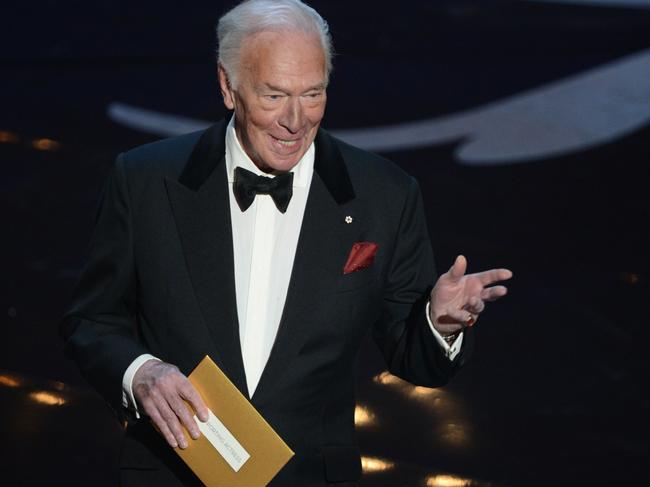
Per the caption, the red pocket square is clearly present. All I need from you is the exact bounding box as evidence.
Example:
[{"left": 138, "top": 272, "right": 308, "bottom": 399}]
[{"left": 343, "top": 242, "right": 378, "bottom": 275}]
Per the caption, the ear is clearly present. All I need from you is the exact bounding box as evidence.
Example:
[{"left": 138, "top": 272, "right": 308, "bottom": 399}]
[{"left": 218, "top": 64, "right": 236, "bottom": 110}]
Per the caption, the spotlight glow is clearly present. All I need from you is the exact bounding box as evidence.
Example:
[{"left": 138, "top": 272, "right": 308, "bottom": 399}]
[
  {"left": 0, "top": 131, "right": 20, "bottom": 143},
  {"left": 374, "top": 371, "right": 445, "bottom": 403},
  {"left": 0, "top": 375, "right": 20, "bottom": 388},
  {"left": 439, "top": 422, "right": 468, "bottom": 447},
  {"left": 426, "top": 474, "right": 473, "bottom": 486},
  {"left": 354, "top": 405, "right": 375, "bottom": 426},
  {"left": 361, "top": 456, "right": 394, "bottom": 473},
  {"left": 29, "top": 391, "right": 66, "bottom": 406},
  {"left": 373, "top": 370, "right": 403, "bottom": 386},
  {"left": 32, "top": 138, "right": 61, "bottom": 151}
]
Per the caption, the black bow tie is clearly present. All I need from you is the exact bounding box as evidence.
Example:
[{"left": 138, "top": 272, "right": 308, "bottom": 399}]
[{"left": 233, "top": 166, "right": 294, "bottom": 213}]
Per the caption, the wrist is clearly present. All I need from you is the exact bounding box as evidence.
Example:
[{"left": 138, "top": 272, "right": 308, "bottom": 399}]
[{"left": 440, "top": 329, "right": 461, "bottom": 345}]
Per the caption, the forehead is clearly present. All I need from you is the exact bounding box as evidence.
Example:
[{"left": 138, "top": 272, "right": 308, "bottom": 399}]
[{"left": 239, "top": 30, "right": 327, "bottom": 90}]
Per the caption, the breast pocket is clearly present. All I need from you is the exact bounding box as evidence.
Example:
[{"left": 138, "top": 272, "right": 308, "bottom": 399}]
[{"left": 319, "top": 234, "right": 383, "bottom": 295}]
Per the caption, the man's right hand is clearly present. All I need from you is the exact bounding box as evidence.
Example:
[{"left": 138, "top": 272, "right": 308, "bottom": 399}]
[{"left": 132, "top": 359, "right": 209, "bottom": 449}]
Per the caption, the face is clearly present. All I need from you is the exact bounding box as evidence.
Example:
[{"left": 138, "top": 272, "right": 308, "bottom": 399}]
[{"left": 218, "top": 30, "right": 328, "bottom": 173}]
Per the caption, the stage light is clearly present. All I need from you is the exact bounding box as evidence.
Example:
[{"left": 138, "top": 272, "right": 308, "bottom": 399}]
[
  {"left": 354, "top": 404, "right": 375, "bottom": 427},
  {"left": 29, "top": 391, "right": 66, "bottom": 406},
  {"left": 426, "top": 474, "right": 474, "bottom": 486},
  {"left": 361, "top": 456, "right": 394, "bottom": 473},
  {"left": 373, "top": 370, "right": 403, "bottom": 386},
  {"left": 0, "top": 130, "right": 20, "bottom": 143},
  {"left": 409, "top": 385, "right": 445, "bottom": 402},
  {"left": 0, "top": 374, "right": 21, "bottom": 388},
  {"left": 374, "top": 371, "right": 445, "bottom": 403},
  {"left": 621, "top": 272, "right": 640, "bottom": 284},
  {"left": 438, "top": 422, "right": 469, "bottom": 447},
  {"left": 32, "top": 138, "right": 61, "bottom": 151}
]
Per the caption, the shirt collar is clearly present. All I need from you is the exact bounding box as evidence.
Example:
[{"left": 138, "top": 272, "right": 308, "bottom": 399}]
[{"left": 225, "top": 115, "right": 314, "bottom": 188}]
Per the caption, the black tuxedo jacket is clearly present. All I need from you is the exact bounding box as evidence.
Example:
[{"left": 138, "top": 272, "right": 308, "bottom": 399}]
[{"left": 61, "top": 119, "right": 470, "bottom": 486}]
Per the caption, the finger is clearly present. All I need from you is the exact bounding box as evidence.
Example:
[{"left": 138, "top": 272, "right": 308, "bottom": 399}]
[
  {"left": 448, "top": 255, "right": 467, "bottom": 280},
  {"left": 481, "top": 285, "right": 508, "bottom": 302},
  {"left": 162, "top": 404, "right": 188, "bottom": 449},
  {"left": 180, "top": 381, "right": 209, "bottom": 423},
  {"left": 169, "top": 394, "right": 201, "bottom": 441},
  {"left": 474, "top": 268, "right": 513, "bottom": 286},
  {"left": 144, "top": 398, "right": 178, "bottom": 448},
  {"left": 151, "top": 389, "right": 188, "bottom": 449},
  {"left": 463, "top": 296, "right": 485, "bottom": 314}
]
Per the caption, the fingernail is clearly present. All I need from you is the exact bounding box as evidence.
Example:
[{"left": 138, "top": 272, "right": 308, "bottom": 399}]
[
  {"left": 171, "top": 440, "right": 178, "bottom": 448},
  {"left": 179, "top": 440, "right": 188, "bottom": 449},
  {"left": 191, "top": 430, "right": 200, "bottom": 440}
]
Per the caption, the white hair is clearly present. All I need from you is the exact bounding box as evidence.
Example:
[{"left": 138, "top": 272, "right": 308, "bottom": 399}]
[{"left": 216, "top": 0, "right": 333, "bottom": 88}]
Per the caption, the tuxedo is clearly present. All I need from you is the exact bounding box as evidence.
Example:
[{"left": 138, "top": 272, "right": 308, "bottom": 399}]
[{"left": 61, "top": 119, "right": 470, "bottom": 486}]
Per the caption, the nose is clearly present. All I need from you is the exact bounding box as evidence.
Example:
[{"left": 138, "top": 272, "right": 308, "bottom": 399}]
[{"left": 278, "top": 96, "right": 303, "bottom": 134}]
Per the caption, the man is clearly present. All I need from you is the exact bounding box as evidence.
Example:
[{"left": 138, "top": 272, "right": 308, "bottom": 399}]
[{"left": 61, "top": 1, "right": 512, "bottom": 485}]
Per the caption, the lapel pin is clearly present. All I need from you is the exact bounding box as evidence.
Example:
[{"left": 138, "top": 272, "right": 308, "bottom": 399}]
[{"left": 345, "top": 215, "right": 353, "bottom": 224}]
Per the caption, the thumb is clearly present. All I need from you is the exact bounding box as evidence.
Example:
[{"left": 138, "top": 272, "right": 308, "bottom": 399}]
[{"left": 448, "top": 255, "right": 467, "bottom": 280}]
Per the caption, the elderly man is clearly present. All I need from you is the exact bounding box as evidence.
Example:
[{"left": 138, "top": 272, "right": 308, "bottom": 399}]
[{"left": 61, "top": 0, "right": 512, "bottom": 485}]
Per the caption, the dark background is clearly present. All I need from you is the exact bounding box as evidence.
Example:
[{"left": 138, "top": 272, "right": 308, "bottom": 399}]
[{"left": 1, "top": 1, "right": 649, "bottom": 486}]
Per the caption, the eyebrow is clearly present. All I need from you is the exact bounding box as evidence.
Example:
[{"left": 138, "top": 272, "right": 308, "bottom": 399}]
[{"left": 261, "top": 82, "right": 327, "bottom": 94}]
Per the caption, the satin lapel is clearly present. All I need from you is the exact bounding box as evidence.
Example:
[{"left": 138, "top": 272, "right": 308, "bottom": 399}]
[
  {"left": 252, "top": 129, "right": 356, "bottom": 406},
  {"left": 164, "top": 121, "right": 248, "bottom": 397}
]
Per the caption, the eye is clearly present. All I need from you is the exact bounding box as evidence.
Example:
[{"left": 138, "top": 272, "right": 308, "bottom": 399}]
[{"left": 265, "top": 94, "right": 283, "bottom": 101}]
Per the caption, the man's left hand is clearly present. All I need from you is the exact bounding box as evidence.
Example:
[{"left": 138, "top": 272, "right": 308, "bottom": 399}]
[{"left": 430, "top": 255, "right": 512, "bottom": 336}]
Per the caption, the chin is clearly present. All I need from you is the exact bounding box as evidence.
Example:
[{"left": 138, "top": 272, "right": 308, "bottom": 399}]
[
  {"left": 265, "top": 150, "right": 307, "bottom": 173},
  {"left": 267, "top": 159, "right": 301, "bottom": 173}
]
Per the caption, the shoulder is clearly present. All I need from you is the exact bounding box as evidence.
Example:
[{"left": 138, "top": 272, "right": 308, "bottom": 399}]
[
  {"left": 118, "top": 128, "right": 207, "bottom": 180},
  {"left": 324, "top": 130, "right": 418, "bottom": 197}
]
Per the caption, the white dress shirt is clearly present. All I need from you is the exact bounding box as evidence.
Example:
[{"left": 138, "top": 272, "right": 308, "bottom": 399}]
[
  {"left": 225, "top": 117, "right": 314, "bottom": 395},
  {"left": 122, "top": 117, "right": 462, "bottom": 412}
]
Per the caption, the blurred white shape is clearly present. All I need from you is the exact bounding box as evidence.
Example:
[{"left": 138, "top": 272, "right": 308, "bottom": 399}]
[
  {"left": 335, "top": 49, "right": 650, "bottom": 164},
  {"left": 108, "top": 103, "right": 209, "bottom": 136}
]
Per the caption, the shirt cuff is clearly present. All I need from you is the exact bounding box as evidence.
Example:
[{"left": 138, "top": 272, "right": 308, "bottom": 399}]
[
  {"left": 425, "top": 301, "right": 463, "bottom": 361},
  {"left": 122, "top": 353, "right": 160, "bottom": 418}
]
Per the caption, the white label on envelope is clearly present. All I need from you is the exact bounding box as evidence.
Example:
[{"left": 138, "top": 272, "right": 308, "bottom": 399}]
[{"left": 194, "top": 409, "right": 251, "bottom": 472}]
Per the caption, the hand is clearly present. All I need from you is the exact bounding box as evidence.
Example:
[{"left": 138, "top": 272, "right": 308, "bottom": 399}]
[
  {"left": 132, "top": 359, "right": 209, "bottom": 449},
  {"left": 430, "top": 255, "right": 512, "bottom": 336}
]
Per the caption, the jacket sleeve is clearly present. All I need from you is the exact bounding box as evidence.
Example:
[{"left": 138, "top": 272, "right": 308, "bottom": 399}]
[
  {"left": 60, "top": 154, "right": 149, "bottom": 412},
  {"left": 371, "top": 177, "right": 472, "bottom": 387}
]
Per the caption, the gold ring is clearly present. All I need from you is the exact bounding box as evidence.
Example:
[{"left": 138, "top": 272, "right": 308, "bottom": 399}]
[{"left": 466, "top": 315, "right": 476, "bottom": 326}]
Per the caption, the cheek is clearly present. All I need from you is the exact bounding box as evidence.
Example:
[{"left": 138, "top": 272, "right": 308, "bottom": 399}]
[
  {"left": 246, "top": 109, "right": 277, "bottom": 135},
  {"left": 305, "top": 102, "right": 326, "bottom": 126},
  {"left": 236, "top": 96, "right": 272, "bottom": 130}
]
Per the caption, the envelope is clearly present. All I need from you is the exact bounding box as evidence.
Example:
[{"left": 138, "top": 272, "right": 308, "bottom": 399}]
[{"left": 173, "top": 356, "right": 294, "bottom": 486}]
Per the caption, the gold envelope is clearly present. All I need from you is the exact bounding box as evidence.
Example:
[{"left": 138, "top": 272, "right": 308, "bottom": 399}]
[{"left": 173, "top": 356, "right": 294, "bottom": 486}]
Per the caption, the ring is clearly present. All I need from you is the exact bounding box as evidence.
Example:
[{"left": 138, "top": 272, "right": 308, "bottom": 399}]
[{"left": 466, "top": 315, "right": 476, "bottom": 326}]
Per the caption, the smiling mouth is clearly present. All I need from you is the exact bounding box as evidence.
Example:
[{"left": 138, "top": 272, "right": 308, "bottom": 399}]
[
  {"left": 277, "top": 139, "right": 299, "bottom": 146},
  {"left": 270, "top": 135, "right": 301, "bottom": 149}
]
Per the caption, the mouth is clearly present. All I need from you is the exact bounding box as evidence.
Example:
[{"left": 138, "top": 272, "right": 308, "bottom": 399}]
[
  {"left": 269, "top": 134, "right": 302, "bottom": 153},
  {"left": 271, "top": 135, "right": 300, "bottom": 145},
  {"left": 277, "top": 138, "right": 299, "bottom": 147}
]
